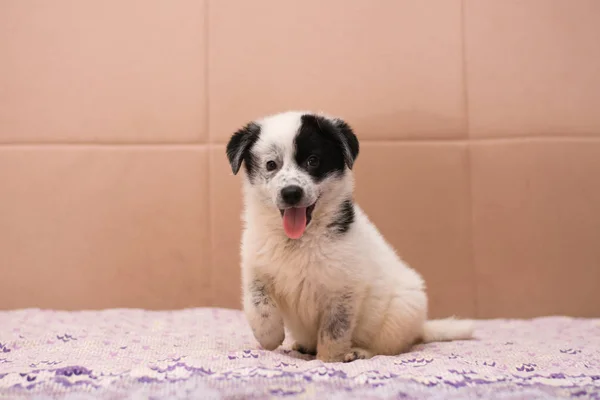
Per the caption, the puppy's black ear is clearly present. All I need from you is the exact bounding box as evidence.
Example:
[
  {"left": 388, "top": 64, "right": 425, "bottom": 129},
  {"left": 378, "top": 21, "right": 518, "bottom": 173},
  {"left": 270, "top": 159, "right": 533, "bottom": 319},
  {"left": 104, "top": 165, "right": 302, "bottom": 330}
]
[
  {"left": 333, "top": 119, "right": 359, "bottom": 169},
  {"left": 226, "top": 122, "right": 261, "bottom": 175}
]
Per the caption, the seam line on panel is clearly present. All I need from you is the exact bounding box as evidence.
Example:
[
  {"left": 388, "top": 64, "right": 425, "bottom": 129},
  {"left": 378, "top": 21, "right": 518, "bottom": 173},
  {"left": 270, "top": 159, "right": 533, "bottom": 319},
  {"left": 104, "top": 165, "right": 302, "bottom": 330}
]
[
  {"left": 207, "top": 143, "right": 215, "bottom": 308},
  {"left": 466, "top": 143, "right": 478, "bottom": 319},
  {"left": 0, "top": 144, "right": 215, "bottom": 149},
  {"left": 0, "top": 141, "right": 208, "bottom": 146},
  {"left": 461, "top": 0, "right": 478, "bottom": 319},
  {"left": 205, "top": 0, "right": 211, "bottom": 145},
  {"left": 352, "top": 136, "right": 600, "bottom": 144},
  {"left": 205, "top": 0, "right": 215, "bottom": 308},
  {"left": 461, "top": 0, "right": 471, "bottom": 141}
]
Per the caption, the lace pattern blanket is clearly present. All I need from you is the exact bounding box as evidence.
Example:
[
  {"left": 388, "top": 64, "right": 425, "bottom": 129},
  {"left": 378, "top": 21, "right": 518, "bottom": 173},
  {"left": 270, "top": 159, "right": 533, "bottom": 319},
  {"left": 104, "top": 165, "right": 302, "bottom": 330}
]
[{"left": 0, "top": 308, "right": 599, "bottom": 399}]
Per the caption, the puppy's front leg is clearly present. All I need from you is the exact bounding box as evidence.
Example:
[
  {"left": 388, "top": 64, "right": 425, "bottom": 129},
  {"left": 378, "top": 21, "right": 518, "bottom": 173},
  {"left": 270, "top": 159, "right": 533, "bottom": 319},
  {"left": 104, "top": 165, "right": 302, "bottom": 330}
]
[
  {"left": 317, "top": 292, "right": 370, "bottom": 363},
  {"left": 243, "top": 276, "right": 285, "bottom": 351}
]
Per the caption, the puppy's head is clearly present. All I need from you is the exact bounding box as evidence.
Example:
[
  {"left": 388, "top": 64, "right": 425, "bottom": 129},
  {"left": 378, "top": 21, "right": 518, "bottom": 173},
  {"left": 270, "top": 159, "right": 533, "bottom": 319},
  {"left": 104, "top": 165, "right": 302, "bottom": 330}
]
[{"left": 226, "top": 111, "right": 359, "bottom": 239}]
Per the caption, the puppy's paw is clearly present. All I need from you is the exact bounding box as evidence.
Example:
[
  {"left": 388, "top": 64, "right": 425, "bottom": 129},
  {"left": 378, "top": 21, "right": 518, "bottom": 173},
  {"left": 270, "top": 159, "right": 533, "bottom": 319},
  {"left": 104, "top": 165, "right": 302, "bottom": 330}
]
[
  {"left": 292, "top": 342, "right": 316, "bottom": 356},
  {"left": 256, "top": 327, "right": 285, "bottom": 351},
  {"left": 343, "top": 348, "right": 373, "bottom": 363},
  {"left": 247, "top": 308, "right": 285, "bottom": 351}
]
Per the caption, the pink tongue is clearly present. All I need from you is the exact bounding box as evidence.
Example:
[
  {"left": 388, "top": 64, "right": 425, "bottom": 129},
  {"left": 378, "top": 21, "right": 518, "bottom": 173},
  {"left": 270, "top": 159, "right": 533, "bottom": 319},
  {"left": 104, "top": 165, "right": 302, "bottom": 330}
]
[{"left": 283, "top": 207, "right": 307, "bottom": 239}]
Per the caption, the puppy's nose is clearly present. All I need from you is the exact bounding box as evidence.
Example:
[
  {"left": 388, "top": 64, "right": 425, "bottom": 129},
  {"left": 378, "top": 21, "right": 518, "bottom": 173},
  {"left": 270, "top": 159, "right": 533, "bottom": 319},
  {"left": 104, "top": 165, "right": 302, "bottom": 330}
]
[{"left": 281, "top": 185, "right": 304, "bottom": 205}]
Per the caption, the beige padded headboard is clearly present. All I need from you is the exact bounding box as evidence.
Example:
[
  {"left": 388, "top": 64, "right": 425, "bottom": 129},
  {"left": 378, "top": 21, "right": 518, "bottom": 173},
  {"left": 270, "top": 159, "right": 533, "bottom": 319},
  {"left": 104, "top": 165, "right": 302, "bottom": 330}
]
[{"left": 1, "top": 0, "right": 599, "bottom": 318}]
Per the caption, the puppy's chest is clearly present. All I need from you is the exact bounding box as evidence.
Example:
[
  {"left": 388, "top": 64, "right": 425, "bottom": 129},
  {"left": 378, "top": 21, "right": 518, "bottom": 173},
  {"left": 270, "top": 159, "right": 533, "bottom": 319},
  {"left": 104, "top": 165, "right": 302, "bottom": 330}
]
[
  {"left": 255, "top": 241, "right": 337, "bottom": 315},
  {"left": 253, "top": 234, "right": 332, "bottom": 274}
]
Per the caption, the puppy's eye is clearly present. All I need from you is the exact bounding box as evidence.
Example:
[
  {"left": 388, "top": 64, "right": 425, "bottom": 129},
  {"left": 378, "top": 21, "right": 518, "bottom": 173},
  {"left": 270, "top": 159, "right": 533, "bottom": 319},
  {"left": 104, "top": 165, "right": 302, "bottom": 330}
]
[
  {"left": 266, "top": 160, "right": 277, "bottom": 171},
  {"left": 306, "top": 155, "right": 320, "bottom": 169}
]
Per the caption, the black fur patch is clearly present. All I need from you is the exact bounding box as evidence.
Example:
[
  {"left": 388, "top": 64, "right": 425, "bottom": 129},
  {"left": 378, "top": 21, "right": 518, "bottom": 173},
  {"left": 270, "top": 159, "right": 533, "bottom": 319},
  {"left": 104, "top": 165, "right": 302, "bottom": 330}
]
[
  {"left": 226, "top": 122, "right": 261, "bottom": 180},
  {"left": 327, "top": 200, "right": 355, "bottom": 234},
  {"left": 333, "top": 119, "right": 359, "bottom": 169},
  {"left": 321, "top": 296, "right": 352, "bottom": 341},
  {"left": 250, "top": 278, "right": 272, "bottom": 308},
  {"left": 294, "top": 115, "right": 359, "bottom": 182}
]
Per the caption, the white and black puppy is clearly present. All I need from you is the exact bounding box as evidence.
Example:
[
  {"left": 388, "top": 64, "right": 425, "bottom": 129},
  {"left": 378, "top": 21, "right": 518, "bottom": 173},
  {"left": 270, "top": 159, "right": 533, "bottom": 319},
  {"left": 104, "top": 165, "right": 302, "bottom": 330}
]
[{"left": 226, "top": 111, "right": 473, "bottom": 363}]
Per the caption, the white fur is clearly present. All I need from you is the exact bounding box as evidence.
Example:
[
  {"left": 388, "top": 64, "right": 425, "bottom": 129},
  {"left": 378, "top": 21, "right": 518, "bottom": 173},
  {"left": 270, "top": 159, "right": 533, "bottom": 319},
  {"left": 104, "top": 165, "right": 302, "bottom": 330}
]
[{"left": 235, "top": 111, "right": 473, "bottom": 362}]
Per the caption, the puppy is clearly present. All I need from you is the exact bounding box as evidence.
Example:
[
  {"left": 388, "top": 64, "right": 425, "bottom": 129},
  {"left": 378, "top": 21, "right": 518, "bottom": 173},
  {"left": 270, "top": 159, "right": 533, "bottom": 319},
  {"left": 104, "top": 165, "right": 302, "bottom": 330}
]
[{"left": 226, "top": 111, "right": 473, "bottom": 362}]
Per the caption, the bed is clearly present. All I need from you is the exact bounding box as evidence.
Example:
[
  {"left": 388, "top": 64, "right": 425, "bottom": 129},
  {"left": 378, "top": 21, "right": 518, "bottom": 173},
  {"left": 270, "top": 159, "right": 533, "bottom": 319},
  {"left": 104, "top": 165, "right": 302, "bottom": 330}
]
[{"left": 0, "top": 308, "right": 598, "bottom": 399}]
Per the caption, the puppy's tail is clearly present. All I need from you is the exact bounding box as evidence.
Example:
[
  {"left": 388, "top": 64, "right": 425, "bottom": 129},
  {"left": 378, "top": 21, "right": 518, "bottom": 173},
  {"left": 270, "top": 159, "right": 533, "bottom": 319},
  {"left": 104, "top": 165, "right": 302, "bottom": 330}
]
[{"left": 421, "top": 317, "right": 474, "bottom": 344}]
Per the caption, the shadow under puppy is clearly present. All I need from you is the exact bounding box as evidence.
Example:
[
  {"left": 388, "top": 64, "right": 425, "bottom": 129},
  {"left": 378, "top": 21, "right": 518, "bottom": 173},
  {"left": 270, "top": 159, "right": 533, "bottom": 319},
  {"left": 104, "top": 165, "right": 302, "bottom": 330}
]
[{"left": 226, "top": 111, "right": 473, "bottom": 363}]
